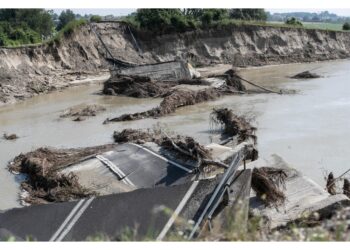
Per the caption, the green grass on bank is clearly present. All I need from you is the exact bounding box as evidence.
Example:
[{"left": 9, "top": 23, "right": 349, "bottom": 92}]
[
  {"left": 48, "top": 19, "right": 87, "bottom": 46},
  {"left": 124, "top": 17, "right": 350, "bottom": 35},
  {"left": 0, "top": 22, "right": 42, "bottom": 47},
  {"left": 268, "top": 21, "right": 347, "bottom": 32},
  {"left": 1, "top": 19, "right": 349, "bottom": 49},
  {"left": 302, "top": 22, "right": 344, "bottom": 31},
  {"left": 0, "top": 19, "right": 88, "bottom": 48}
]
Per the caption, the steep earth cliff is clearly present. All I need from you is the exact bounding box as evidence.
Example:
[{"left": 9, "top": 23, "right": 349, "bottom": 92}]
[{"left": 1, "top": 22, "right": 350, "bottom": 105}]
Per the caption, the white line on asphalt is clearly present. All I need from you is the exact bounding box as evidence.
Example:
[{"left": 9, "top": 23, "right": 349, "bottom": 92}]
[
  {"left": 156, "top": 180, "right": 199, "bottom": 241},
  {"left": 55, "top": 197, "right": 95, "bottom": 241},
  {"left": 96, "top": 155, "right": 135, "bottom": 187},
  {"left": 49, "top": 199, "right": 85, "bottom": 241},
  {"left": 130, "top": 143, "right": 192, "bottom": 173}
]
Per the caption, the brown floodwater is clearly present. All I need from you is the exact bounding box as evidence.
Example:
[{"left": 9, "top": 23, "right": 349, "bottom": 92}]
[{"left": 1, "top": 59, "right": 349, "bottom": 210}]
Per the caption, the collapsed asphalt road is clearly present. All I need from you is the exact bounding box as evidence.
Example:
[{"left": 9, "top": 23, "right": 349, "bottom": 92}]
[
  {"left": 0, "top": 169, "right": 252, "bottom": 241},
  {"left": 9, "top": 142, "right": 196, "bottom": 205},
  {"left": 1, "top": 103, "right": 257, "bottom": 241}
]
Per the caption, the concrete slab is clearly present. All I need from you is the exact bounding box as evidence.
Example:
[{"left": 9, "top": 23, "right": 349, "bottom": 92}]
[
  {"left": 116, "top": 61, "right": 194, "bottom": 81},
  {"left": 247, "top": 155, "right": 350, "bottom": 229}
]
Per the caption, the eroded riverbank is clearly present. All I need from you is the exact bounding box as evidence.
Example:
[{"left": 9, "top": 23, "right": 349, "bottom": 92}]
[{"left": 1, "top": 59, "right": 350, "bottom": 210}]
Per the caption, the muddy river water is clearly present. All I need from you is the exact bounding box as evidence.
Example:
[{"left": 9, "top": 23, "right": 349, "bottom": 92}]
[{"left": 1, "top": 59, "right": 350, "bottom": 210}]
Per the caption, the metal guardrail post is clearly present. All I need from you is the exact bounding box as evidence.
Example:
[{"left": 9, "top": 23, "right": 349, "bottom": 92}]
[{"left": 188, "top": 150, "right": 246, "bottom": 239}]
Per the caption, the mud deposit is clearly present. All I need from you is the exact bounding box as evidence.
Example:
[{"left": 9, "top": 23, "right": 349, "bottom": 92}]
[{"left": 1, "top": 59, "right": 350, "bottom": 210}]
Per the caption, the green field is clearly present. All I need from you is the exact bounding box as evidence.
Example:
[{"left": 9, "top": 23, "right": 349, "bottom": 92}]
[
  {"left": 268, "top": 21, "right": 347, "bottom": 31},
  {"left": 302, "top": 22, "right": 344, "bottom": 31}
]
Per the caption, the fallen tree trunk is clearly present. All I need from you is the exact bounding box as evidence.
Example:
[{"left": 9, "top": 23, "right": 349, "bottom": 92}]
[{"left": 233, "top": 75, "right": 282, "bottom": 94}]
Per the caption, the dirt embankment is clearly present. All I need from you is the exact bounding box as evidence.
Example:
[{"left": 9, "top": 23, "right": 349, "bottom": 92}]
[
  {"left": 2, "top": 22, "right": 350, "bottom": 105},
  {"left": 133, "top": 24, "right": 350, "bottom": 66}
]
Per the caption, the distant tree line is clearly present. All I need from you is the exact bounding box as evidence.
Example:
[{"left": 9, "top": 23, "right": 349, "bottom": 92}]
[
  {"left": 2, "top": 8, "right": 348, "bottom": 46},
  {"left": 343, "top": 22, "right": 350, "bottom": 30},
  {"left": 126, "top": 9, "right": 268, "bottom": 33},
  {"left": 0, "top": 9, "right": 102, "bottom": 46},
  {"left": 0, "top": 9, "right": 54, "bottom": 46},
  {"left": 268, "top": 11, "right": 350, "bottom": 24}
]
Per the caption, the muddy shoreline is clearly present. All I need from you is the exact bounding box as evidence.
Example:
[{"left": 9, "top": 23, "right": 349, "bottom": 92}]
[
  {"left": 0, "top": 58, "right": 348, "bottom": 108},
  {"left": 0, "top": 72, "right": 110, "bottom": 107},
  {"left": 2, "top": 21, "right": 350, "bottom": 106}
]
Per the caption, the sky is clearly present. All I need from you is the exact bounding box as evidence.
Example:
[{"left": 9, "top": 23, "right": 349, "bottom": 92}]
[{"left": 53, "top": 8, "right": 350, "bottom": 18}]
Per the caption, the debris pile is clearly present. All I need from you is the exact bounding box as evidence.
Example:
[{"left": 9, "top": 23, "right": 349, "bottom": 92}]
[
  {"left": 113, "top": 128, "right": 155, "bottom": 144},
  {"left": 103, "top": 74, "right": 174, "bottom": 98},
  {"left": 60, "top": 104, "right": 106, "bottom": 121},
  {"left": 113, "top": 128, "right": 228, "bottom": 171},
  {"left": 177, "top": 78, "right": 211, "bottom": 85},
  {"left": 251, "top": 167, "right": 287, "bottom": 207},
  {"left": 9, "top": 144, "right": 114, "bottom": 204},
  {"left": 210, "top": 108, "right": 257, "bottom": 144},
  {"left": 103, "top": 68, "right": 249, "bottom": 123},
  {"left": 224, "top": 69, "right": 246, "bottom": 91},
  {"left": 105, "top": 88, "right": 222, "bottom": 123},
  {"left": 113, "top": 129, "right": 210, "bottom": 160},
  {"left": 161, "top": 134, "right": 214, "bottom": 168},
  {"left": 2, "top": 133, "right": 19, "bottom": 140},
  {"left": 291, "top": 71, "right": 321, "bottom": 79},
  {"left": 324, "top": 167, "right": 350, "bottom": 196}
]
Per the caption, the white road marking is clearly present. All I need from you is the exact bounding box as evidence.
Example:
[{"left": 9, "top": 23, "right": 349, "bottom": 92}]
[
  {"left": 156, "top": 180, "right": 199, "bottom": 241},
  {"left": 131, "top": 143, "right": 193, "bottom": 173},
  {"left": 49, "top": 199, "right": 85, "bottom": 241},
  {"left": 55, "top": 197, "right": 95, "bottom": 241},
  {"left": 96, "top": 155, "right": 135, "bottom": 187}
]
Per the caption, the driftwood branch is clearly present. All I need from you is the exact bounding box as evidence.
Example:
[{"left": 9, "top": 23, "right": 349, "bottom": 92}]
[
  {"left": 201, "top": 159, "right": 229, "bottom": 169},
  {"left": 211, "top": 74, "right": 282, "bottom": 94},
  {"left": 163, "top": 133, "right": 193, "bottom": 157},
  {"left": 235, "top": 75, "right": 282, "bottom": 95},
  {"left": 326, "top": 168, "right": 350, "bottom": 189},
  {"left": 163, "top": 133, "right": 229, "bottom": 169}
]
